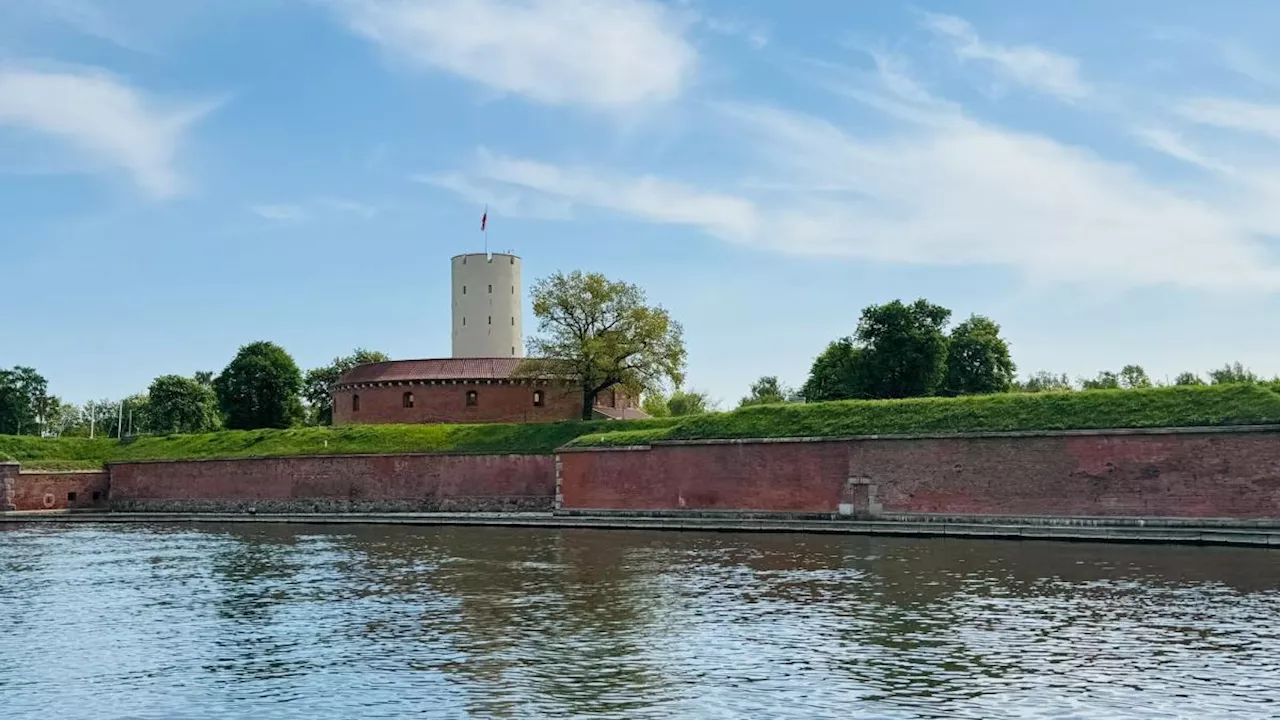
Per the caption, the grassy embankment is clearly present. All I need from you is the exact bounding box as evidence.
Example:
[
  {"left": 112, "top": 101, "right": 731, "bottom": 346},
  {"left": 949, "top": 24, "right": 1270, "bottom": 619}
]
[
  {"left": 0, "top": 418, "right": 680, "bottom": 470},
  {"left": 5, "top": 384, "right": 1280, "bottom": 469},
  {"left": 566, "top": 384, "right": 1280, "bottom": 448}
]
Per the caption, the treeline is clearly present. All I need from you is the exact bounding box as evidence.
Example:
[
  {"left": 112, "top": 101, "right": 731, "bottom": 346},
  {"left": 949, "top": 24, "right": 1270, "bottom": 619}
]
[
  {"left": 742, "top": 299, "right": 1273, "bottom": 408},
  {"left": 0, "top": 345, "right": 389, "bottom": 438}
]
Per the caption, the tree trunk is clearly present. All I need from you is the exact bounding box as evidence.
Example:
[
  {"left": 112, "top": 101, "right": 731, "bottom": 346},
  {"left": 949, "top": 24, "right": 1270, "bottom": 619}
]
[{"left": 581, "top": 384, "right": 596, "bottom": 421}]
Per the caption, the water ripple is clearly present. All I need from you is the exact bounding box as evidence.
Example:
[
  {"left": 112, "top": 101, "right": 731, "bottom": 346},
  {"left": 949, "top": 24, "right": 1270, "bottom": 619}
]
[{"left": 2, "top": 525, "right": 1279, "bottom": 719}]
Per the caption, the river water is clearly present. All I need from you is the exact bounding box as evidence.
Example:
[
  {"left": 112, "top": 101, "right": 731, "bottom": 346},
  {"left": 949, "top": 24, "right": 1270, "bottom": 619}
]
[{"left": 1, "top": 524, "right": 1278, "bottom": 719}]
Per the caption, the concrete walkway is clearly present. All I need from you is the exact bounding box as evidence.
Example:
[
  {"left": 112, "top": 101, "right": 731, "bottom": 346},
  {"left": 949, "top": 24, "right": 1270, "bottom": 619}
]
[{"left": 3, "top": 511, "right": 1279, "bottom": 547}]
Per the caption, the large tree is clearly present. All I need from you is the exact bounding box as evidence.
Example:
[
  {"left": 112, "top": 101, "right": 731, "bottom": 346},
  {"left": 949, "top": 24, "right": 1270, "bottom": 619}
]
[
  {"left": 801, "top": 338, "right": 868, "bottom": 402},
  {"left": 213, "top": 341, "right": 304, "bottom": 430},
  {"left": 522, "top": 270, "right": 686, "bottom": 420},
  {"left": 147, "top": 375, "right": 221, "bottom": 435},
  {"left": 303, "top": 348, "right": 391, "bottom": 425},
  {"left": 943, "top": 315, "right": 1016, "bottom": 395},
  {"left": 0, "top": 366, "right": 48, "bottom": 435},
  {"left": 856, "top": 299, "right": 952, "bottom": 399}
]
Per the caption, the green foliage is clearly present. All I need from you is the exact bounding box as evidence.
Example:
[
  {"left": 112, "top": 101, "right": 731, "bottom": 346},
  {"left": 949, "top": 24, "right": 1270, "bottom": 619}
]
[
  {"left": 666, "top": 390, "right": 713, "bottom": 416},
  {"left": 1175, "top": 372, "right": 1206, "bottom": 386},
  {"left": 1209, "top": 362, "right": 1258, "bottom": 385},
  {"left": 943, "top": 315, "right": 1016, "bottom": 395},
  {"left": 303, "top": 348, "right": 391, "bottom": 425},
  {"left": 1119, "top": 364, "right": 1152, "bottom": 389},
  {"left": 213, "top": 341, "right": 304, "bottom": 430},
  {"left": 856, "top": 299, "right": 952, "bottom": 398},
  {"left": 739, "top": 376, "right": 795, "bottom": 408},
  {"left": 0, "top": 418, "right": 680, "bottom": 469},
  {"left": 801, "top": 338, "right": 867, "bottom": 402},
  {"left": 147, "top": 375, "right": 221, "bottom": 434},
  {"left": 522, "top": 270, "right": 686, "bottom": 420},
  {"left": 0, "top": 366, "right": 49, "bottom": 436},
  {"left": 1081, "top": 371, "right": 1121, "bottom": 390},
  {"left": 570, "top": 384, "right": 1280, "bottom": 448},
  {"left": 641, "top": 393, "right": 671, "bottom": 418},
  {"left": 1015, "top": 371, "right": 1073, "bottom": 393}
]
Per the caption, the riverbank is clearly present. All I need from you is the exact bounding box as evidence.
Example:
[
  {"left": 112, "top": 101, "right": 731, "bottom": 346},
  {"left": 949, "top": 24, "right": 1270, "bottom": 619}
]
[{"left": 4, "top": 510, "right": 1280, "bottom": 547}]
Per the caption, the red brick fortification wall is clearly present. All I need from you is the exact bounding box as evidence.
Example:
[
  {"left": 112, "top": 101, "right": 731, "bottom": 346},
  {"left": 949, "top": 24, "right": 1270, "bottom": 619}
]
[
  {"left": 333, "top": 382, "right": 583, "bottom": 425},
  {"left": 5, "top": 469, "right": 110, "bottom": 512},
  {"left": 1, "top": 462, "right": 17, "bottom": 511},
  {"left": 109, "top": 453, "right": 555, "bottom": 513},
  {"left": 558, "top": 428, "right": 1280, "bottom": 520}
]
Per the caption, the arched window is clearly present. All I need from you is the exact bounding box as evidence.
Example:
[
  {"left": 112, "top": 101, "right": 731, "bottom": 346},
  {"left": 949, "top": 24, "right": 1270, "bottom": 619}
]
[
  {"left": 403, "top": 392, "right": 414, "bottom": 409},
  {"left": 352, "top": 394, "right": 361, "bottom": 412},
  {"left": 466, "top": 390, "right": 478, "bottom": 407},
  {"left": 533, "top": 390, "right": 544, "bottom": 408}
]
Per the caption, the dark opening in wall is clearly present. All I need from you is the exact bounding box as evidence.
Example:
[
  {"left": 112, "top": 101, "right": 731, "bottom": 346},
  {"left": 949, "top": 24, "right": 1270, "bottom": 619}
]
[
  {"left": 466, "top": 390, "right": 478, "bottom": 407},
  {"left": 92, "top": 491, "right": 101, "bottom": 502},
  {"left": 67, "top": 492, "right": 77, "bottom": 502},
  {"left": 403, "top": 392, "right": 414, "bottom": 409},
  {"left": 533, "top": 390, "right": 545, "bottom": 407},
  {"left": 353, "top": 394, "right": 361, "bottom": 412}
]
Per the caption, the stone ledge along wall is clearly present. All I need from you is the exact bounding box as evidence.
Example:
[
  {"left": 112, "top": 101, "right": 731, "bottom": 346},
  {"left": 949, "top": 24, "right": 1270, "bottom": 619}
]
[
  {"left": 1, "top": 466, "right": 111, "bottom": 512},
  {"left": 557, "top": 428, "right": 1280, "bottom": 520},
  {"left": 108, "top": 453, "right": 555, "bottom": 513}
]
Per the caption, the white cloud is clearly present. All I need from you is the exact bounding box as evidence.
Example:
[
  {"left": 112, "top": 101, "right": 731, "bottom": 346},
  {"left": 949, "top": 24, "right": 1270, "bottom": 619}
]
[
  {"left": 1134, "top": 127, "right": 1235, "bottom": 173},
  {"left": 0, "top": 65, "right": 213, "bottom": 197},
  {"left": 922, "top": 13, "right": 1091, "bottom": 101},
  {"left": 1177, "top": 98, "right": 1280, "bottom": 141},
  {"left": 33, "top": 0, "right": 149, "bottom": 52},
  {"left": 333, "top": 0, "right": 696, "bottom": 109}
]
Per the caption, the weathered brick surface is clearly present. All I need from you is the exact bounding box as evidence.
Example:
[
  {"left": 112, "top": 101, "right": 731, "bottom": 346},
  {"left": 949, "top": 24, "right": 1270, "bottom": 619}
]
[
  {"left": 560, "top": 431, "right": 1280, "bottom": 519},
  {"left": 109, "top": 454, "right": 555, "bottom": 513},
  {"left": 1, "top": 463, "right": 17, "bottom": 511},
  {"left": 333, "top": 382, "right": 584, "bottom": 425},
  {"left": 8, "top": 470, "right": 110, "bottom": 511}
]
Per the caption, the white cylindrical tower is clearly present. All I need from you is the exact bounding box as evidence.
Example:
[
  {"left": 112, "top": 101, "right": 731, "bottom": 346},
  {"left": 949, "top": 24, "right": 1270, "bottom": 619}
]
[{"left": 451, "top": 252, "right": 523, "bottom": 358}]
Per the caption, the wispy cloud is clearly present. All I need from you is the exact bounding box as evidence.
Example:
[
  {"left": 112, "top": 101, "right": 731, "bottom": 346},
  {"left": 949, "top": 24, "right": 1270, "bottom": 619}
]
[
  {"left": 1177, "top": 97, "right": 1280, "bottom": 141},
  {"left": 0, "top": 64, "right": 215, "bottom": 197},
  {"left": 922, "top": 13, "right": 1091, "bottom": 101},
  {"left": 332, "top": 0, "right": 696, "bottom": 109},
  {"left": 425, "top": 45, "right": 1280, "bottom": 292}
]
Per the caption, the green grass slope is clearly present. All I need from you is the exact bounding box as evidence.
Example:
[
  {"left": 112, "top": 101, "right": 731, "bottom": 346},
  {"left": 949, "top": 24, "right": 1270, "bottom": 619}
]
[
  {"left": 0, "top": 418, "right": 679, "bottom": 470},
  {"left": 567, "top": 384, "right": 1280, "bottom": 448}
]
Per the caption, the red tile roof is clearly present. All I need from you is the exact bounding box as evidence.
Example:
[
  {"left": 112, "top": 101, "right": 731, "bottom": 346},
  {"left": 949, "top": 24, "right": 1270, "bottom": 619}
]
[{"left": 337, "top": 358, "right": 527, "bottom": 385}]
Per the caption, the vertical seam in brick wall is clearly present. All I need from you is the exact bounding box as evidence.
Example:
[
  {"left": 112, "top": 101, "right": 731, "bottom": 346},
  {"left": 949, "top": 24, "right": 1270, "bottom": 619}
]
[{"left": 554, "top": 454, "right": 563, "bottom": 511}]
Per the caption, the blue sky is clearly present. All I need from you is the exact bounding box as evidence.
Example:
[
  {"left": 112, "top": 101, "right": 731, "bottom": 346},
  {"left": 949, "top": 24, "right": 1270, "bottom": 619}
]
[{"left": 5, "top": 0, "right": 1280, "bottom": 407}]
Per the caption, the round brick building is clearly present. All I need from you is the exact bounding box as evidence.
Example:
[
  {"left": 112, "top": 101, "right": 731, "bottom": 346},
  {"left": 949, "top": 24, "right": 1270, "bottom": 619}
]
[{"left": 331, "top": 358, "right": 644, "bottom": 425}]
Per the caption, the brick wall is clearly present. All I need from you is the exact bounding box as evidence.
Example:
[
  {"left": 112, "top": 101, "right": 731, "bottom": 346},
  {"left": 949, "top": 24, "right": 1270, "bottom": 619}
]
[
  {"left": 109, "top": 453, "right": 555, "bottom": 513},
  {"left": 333, "top": 382, "right": 584, "bottom": 425},
  {"left": 7, "top": 470, "right": 110, "bottom": 512},
  {"left": 559, "top": 429, "right": 1280, "bottom": 519},
  {"left": 1, "top": 462, "right": 16, "bottom": 511}
]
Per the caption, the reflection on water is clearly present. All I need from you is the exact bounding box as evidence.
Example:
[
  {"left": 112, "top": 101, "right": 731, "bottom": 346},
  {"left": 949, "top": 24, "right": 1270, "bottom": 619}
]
[{"left": 2, "top": 523, "right": 1279, "bottom": 719}]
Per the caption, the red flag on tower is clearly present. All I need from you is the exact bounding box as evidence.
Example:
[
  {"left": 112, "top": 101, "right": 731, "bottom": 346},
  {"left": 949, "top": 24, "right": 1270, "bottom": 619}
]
[{"left": 480, "top": 208, "right": 487, "bottom": 232}]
